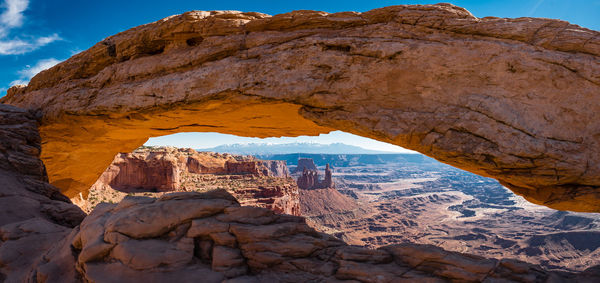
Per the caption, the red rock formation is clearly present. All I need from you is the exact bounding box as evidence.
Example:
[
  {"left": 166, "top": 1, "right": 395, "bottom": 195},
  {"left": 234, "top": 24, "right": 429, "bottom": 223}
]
[
  {"left": 297, "top": 162, "right": 335, "bottom": 190},
  {"left": 84, "top": 147, "right": 300, "bottom": 216},
  {"left": 235, "top": 185, "right": 300, "bottom": 216},
  {"left": 225, "top": 160, "right": 289, "bottom": 177},
  {"left": 2, "top": 4, "right": 599, "bottom": 211},
  {"left": 260, "top": 160, "right": 289, "bottom": 178},
  {"left": 91, "top": 147, "right": 239, "bottom": 192},
  {"left": 103, "top": 153, "right": 179, "bottom": 192},
  {"left": 1, "top": 107, "right": 599, "bottom": 281},
  {"left": 0, "top": 105, "right": 84, "bottom": 282},
  {"left": 0, "top": 105, "right": 84, "bottom": 228}
]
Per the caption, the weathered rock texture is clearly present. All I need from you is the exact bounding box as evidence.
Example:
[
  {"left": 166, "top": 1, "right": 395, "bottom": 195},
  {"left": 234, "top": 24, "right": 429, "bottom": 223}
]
[
  {"left": 0, "top": 114, "right": 598, "bottom": 281},
  {"left": 80, "top": 147, "right": 300, "bottom": 215},
  {"left": 42, "top": 191, "right": 600, "bottom": 282},
  {"left": 1, "top": 4, "right": 600, "bottom": 211},
  {"left": 0, "top": 105, "right": 85, "bottom": 282},
  {"left": 297, "top": 163, "right": 335, "bottom": 190},
  {"left": 0, "top": 105, "right": 85, "bottom": 228},
  {"left": 91, "top": 147, "right": 240, "bottom": 193},
  {"left": 226, "top": 160, "right": 289, "bottom": 177}
]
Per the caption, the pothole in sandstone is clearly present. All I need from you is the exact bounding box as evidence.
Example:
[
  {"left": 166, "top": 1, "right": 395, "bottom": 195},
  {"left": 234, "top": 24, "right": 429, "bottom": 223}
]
[{"left": 73, "top": 131, "right": 600, "bottom": 273}]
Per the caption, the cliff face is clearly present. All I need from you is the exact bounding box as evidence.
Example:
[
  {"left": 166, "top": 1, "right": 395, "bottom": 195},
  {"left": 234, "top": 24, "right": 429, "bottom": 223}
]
[
  {"left": 82, "top": 147, "right": 300, "bottom": 216},
  {"left": 225, "top": 160, "right": 289, "bottom": 177},
  {"left": 0, "top": 105, "right": 85, "bottom": 282},
  {"left": 101, "top": 153, "right": 180, "bottom": 192},
  {"left": 1, "top": 4, "right": 599, "bottom": 211},
  {"left": 0, "top": 105, "right": 85, "bottom": 228},
  {"left": 91, "top": 148, "right": 240, "bottom": 193},
  {"left": 260, "top": 160, "right": 289, "bottom": 177}
]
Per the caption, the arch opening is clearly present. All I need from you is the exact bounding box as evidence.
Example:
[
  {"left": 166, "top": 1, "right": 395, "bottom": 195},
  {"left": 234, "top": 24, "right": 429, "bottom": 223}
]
[
  {"left": 1, "top": 5, "right": 598, "bottom": 212},
  {"left": 74, "top": 131, "right": 600, "bottom": 272}
]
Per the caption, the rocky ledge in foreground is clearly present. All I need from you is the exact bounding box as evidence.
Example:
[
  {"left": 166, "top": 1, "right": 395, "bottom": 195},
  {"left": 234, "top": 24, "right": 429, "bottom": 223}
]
[{"left": 6, "top": 190, "right": 593, "bottom": 283}]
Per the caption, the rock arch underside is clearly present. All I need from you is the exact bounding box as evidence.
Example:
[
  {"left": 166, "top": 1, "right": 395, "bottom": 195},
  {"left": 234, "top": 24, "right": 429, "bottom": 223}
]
[
  {"left": 2, "top": 4, "right": 600, "bottom": 213},
  {"left": 3, "top": 4, "right": 600, "bottom": 282}
]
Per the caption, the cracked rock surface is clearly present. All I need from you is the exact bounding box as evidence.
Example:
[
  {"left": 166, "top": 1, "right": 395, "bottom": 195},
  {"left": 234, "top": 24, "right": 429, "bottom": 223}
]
[
  {"left": 35, "top": 191, "right": 600, "bottom": 282},
  {"left": 0, "top": 105, "right": 85, "bottom": 282},
  {"left": 2, "top": 4, "right": 599, "bottom": 211}
]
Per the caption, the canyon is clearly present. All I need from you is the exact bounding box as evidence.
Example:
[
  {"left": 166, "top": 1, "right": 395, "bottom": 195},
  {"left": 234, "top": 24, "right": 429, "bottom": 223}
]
[
  {"left": 1, "top": 3, "right": 599, "bottom": 211},
  {"left": 1, "top": 108, "right": 598, "bottom": 281},
  {"left": 8, "top": 105, "right": 595, "bottom": 282},
  {"left": 272, "top": 153, "right": 600, "bottom": 272},
  {"left": 83, "top": 147, "right": 600, "bottom": 272},
  {"left": 0, "top": 2, "right": 599, "bottom": 282}
]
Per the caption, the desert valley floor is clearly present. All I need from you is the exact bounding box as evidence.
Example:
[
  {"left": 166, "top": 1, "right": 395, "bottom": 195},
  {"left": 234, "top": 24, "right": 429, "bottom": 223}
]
[{"left": 79, "top": 147, "right": 600, "bottom": 273}]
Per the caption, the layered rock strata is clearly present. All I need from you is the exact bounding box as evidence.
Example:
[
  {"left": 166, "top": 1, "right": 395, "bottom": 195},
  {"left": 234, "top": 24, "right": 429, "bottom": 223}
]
[
  {"left": 225, "top": 160, "right": 289, "bottom": 177},
  {"left": 1, "top": 4, "right": 599, "bottom": 211},
  {"left": 90, "top": 147, "right": 241, "bottom": 193},
  {"left": 79, "top": 147, "right": 299, "bottom": 215},
  {"left": 0, "top": 105, "right": 85, "bottom": 282},
  {"left": 0, "top": 105, "right": 85, "bottom": 228}
]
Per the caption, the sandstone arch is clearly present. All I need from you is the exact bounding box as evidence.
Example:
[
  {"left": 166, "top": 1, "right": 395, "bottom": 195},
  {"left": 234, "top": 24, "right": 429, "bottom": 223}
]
[{"left": 2, "top": 4, "right": 599, "bottom": 211}]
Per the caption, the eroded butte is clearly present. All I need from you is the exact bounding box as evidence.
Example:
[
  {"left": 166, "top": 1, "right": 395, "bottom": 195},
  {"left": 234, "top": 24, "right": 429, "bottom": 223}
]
[{"left": 1, "top": 3, "right": 600, "bottom": 211}]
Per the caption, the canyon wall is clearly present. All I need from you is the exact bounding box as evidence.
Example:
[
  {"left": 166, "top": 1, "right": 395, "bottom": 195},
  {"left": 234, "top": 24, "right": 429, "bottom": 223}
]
[
  {"left": 260, "top": 160, "right": 290, "bottom": 177},
  {"left": 225, "top": 160, "right": 289, "bottom": 177},
  {"left": 91, "top": 147, "right": 240, "bottom": 193},
  {"left": 1, "top": 4, "right": 599, "bottom": 211},
  {"left": 83, "top": 147, "right": 300, "bottom": 215},
  {"left": 0, "top": 105, "right": 85, "bottom": 228}
]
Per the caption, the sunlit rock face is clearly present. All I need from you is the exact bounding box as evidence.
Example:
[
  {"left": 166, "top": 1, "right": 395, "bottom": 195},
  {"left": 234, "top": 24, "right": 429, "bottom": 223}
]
[
  {"left": 297, "top": 163, "right": 335, "bottom": 190},
  {"left": 1, "top": 4, "right": 599, "bottom": 211},
  {"left": 90, "top": 147, "right": 239, "bottom": 193},
  {"left": 78, "top": 147, "right": 300, "bottom": 215}
]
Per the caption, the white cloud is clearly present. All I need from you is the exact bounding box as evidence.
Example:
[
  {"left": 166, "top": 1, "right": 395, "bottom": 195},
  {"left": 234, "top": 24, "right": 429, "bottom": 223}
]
[
  {"left": 9, "top": 78, "right": 26, "bottom": 86},
  {"left": 0, "top": 0, "right": 61, "bottom": 55},
  {"left": 18, "top": 57, "right": 61, "bottom": 78},
  {"left": 8, "top": 57, "right": 62, "bottom": 86},
  {"left": 0, "top": 33, "right": 60, "bottom": 55},
  {"left": 0, "top": 0, "right": 28, "bottom": 28}
]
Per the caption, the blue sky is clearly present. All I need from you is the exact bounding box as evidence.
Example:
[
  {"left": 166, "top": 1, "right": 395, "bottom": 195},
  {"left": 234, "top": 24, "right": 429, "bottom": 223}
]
[{"left": 0, "top": 0, "right": 598, "bottom": 152}]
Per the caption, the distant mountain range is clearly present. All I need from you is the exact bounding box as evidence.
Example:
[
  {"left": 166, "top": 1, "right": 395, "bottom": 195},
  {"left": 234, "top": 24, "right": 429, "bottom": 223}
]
[{"left": 197, "top": 142, "right": 405, "bottom": 155}]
